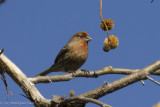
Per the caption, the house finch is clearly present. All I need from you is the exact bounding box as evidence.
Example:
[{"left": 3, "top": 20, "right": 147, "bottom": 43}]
[{"left": 36, "top": 31, "right": 92, "bottom": 76}]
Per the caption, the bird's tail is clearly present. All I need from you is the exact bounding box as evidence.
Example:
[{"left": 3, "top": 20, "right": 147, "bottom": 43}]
[{"left": 35, "top": 65, "right": 57, "bottom": 77}]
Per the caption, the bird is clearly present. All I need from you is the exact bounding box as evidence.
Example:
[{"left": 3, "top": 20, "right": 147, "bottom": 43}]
[{"left": 36, "top": 31, "right": 92, "bottom": 76}]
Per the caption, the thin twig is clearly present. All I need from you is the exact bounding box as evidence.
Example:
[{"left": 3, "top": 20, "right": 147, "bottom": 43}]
[
  {"left": 0, "top": 48, "right": 4, "bottom": 55},
  {"left": 140, "top": 80, "right": 145, "bottom": 85},
  {"left": 100, "top": 0, "right": 110, "bottom": 43},
  {"left": 146, "top": 76, "right": 160, "bottom": 86},
  {"left": 0, "top": 49, "right": 13, "bottom": 99},
  {"left": 1, "top": 74, "right": 13, "bottom": 100}
]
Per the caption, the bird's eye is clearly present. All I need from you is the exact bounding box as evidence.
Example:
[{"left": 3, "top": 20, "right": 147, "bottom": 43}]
[{"left": 79, "top": 35, "right": 84, "bottom": 38}]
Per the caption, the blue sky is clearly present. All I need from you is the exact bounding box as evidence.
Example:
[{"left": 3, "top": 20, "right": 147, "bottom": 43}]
[{"left": 0, "top": 0, "right": 160, "bottom": 107}]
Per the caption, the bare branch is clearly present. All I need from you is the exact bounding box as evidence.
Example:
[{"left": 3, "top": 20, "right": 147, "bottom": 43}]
[
  {"left": 78, "top": 60, "right": 160, "bottom": 99},
  {"left": 59, "top": 96, "right": 111, "bottom": 107},
  {"left": 29, "top": 66, "right": 160, "bottom": 84},
  {"left": 111, "top": 68, "right": 160, "bottom": 75},
  {"left": 0, "top": 53, "right": 54, "bottom": 106},
  {"left": 146, "top": 76, "right": 160, "bottom": 86},
  {"left": 29, "top": 66, "right": 112, "bottom": 84},
  {"left": 1, "top": 51, "right": 160, "bottom": 107}
]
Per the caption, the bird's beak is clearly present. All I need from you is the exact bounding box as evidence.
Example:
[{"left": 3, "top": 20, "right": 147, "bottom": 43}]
[{"left": 85, "top": 37, "right": 92, "bottom": 42}]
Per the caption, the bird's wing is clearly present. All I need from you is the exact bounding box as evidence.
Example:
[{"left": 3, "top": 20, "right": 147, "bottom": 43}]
[{"left": 54, "top": 46, "right": 69, "bottom": 64}]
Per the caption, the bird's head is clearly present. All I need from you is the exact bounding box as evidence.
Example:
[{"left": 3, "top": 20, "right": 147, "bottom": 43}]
[{"left": 70, "top": 32, "right": 92, "bottom": 43}]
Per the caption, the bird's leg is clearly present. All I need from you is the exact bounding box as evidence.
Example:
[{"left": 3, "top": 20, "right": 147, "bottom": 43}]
[
  {"left": 69, "top": 71, "right": 76, "bottom": 77},
  {"left": 71, "top": 72, "right": 75, "bottom": 77}
]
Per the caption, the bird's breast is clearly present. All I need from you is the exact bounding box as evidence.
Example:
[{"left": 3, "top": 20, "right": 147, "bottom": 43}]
[{"left": 70, "top": 44, "right": 88, "bottom": 60}]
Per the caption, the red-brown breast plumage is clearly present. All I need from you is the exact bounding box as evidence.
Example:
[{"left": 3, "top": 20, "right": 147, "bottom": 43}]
[{"left": 37, "top": 31, "right": 92, "bottom": 76}]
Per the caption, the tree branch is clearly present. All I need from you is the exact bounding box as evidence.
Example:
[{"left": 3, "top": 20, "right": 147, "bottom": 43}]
[
  {"left": 59, "top": 96, "right": 111, "bottom": 107},
  {"left": 1, "top": 51, "right": 160, "bottom": 107},
  {"left": 78, "top": 60, "right": 160, "bottom": 100},
  {"left": 56, "top": 59, "right": 160, "bottom": 106},
  {"left": 29, "top": 66, "right": 112, "bottom": 84},
  {"left": 29, "top": 67, "right": 160, "bottom": 84},
  {"left": 0, "top": 53, "right": 54, "bottom": 107},
  {"left": 146, "top": 76, "right": 160, "bottom": 86}
]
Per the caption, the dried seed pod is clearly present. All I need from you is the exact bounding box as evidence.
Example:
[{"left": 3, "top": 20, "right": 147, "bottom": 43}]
[
  {"left": 103, "top": 43, "right": 110, "bottom": 52},
  {"left": 108, "top": 35, "right": 119, "bottom": 49},
  {"left": 100, "top": 19, "right": 114, "bottom": 31},
  {"left": 103, "top": 35, "right": 119, "bottom": 52}
]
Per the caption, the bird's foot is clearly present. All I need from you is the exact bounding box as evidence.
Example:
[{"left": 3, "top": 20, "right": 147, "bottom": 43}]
[
  {"left": 69, "top": 71, "right": 76, "bottom": 77},
  {"left": 81, "top": 69, "right": 89, "bottom": 73}
]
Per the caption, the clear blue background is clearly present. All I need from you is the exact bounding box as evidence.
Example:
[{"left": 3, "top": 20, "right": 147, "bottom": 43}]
[{"left": 0, "top": 0, "right": 160, "bottom": 107}]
